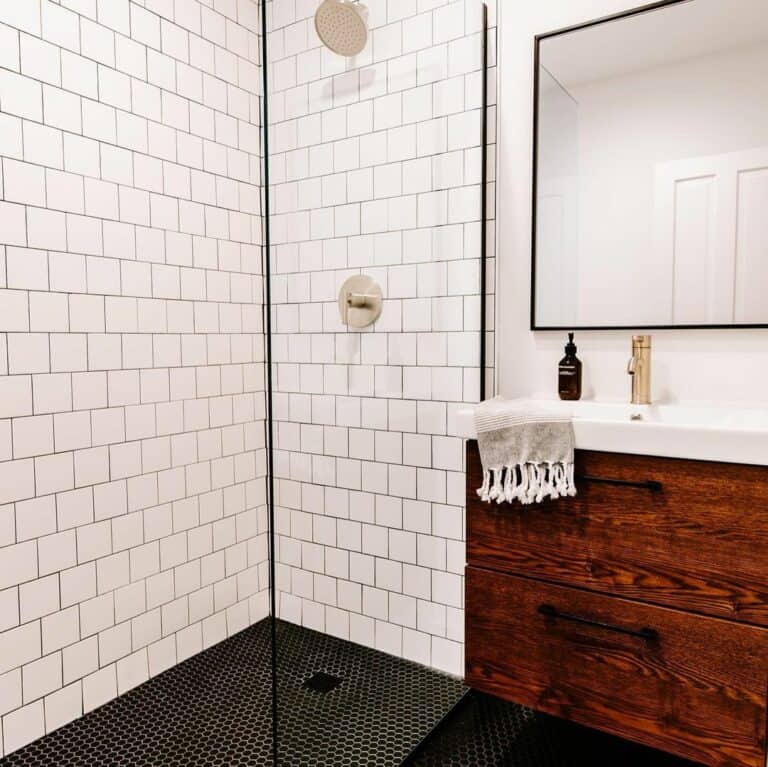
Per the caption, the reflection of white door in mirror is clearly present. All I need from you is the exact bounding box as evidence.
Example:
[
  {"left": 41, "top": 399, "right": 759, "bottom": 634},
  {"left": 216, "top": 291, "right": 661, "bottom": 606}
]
[
  {"left": 537, "top": 176, "right": 579, "bottom": 326},
  {"left": 535, "top": 67, "right": 579, "bottom": 327},
  {"left": 654, "top": 147, "right": 768, "bottom": 325}
]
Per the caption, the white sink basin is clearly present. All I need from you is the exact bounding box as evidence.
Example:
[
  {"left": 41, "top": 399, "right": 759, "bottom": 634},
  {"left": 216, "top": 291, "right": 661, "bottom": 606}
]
[{"left": 455, "top": 399, "right": 768, "bottom": 466}]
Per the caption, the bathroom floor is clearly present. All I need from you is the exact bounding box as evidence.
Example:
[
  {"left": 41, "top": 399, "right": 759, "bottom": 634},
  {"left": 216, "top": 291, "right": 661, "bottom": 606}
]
[
  {"left": 1, "top": 618, "right": 278, "bottom": 767},
  {"left": 1, "top": 618, "right": 703, "bottom": 767},
  {"left": 272, "top": 620, "right": 465, "bottom": 766},
  {"left": 409, "top": 691, "right": 703, "bottom": 767},
  {"left": 0, "top": 618, "right": 463, "bottom": 767}
]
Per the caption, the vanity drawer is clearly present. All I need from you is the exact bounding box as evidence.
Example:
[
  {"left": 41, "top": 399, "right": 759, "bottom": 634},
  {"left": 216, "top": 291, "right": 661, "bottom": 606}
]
[
  {"left": 465, "top": 567, "right": 768, "bottom": 767},
  {"left": 466, "top": 441, "right": 768, "bottom": 626}
]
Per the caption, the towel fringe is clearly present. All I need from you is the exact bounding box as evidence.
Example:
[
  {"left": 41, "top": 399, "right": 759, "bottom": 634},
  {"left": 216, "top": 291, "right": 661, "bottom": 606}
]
[
  {"left": 477, "top": 469, "right": 491, "bottom": 502},
  {"left": 477, "top": 462, "right": 577, "bottom": 506}
]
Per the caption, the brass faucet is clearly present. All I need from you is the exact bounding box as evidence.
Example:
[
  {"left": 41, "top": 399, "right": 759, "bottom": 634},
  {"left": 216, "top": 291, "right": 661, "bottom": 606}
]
[{"left": 627, "top": 335, "right": 652, "bottom": 405}]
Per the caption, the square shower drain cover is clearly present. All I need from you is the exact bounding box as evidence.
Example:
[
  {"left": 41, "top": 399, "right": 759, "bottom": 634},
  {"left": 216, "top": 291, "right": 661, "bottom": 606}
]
[{"left": 303, "top": 671, "right": 343, "bottom": 693}]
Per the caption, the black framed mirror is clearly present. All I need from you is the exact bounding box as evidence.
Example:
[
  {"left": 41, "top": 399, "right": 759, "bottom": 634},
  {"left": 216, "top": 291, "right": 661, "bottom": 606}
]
[{"left": 531, "top": 0, "right": 768, "bottom": 330}]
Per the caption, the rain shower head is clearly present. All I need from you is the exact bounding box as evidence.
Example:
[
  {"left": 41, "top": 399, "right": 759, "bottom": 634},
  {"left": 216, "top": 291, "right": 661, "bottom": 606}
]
[{"left": 315, "top": 0, "right": 369, "bottom": 57}]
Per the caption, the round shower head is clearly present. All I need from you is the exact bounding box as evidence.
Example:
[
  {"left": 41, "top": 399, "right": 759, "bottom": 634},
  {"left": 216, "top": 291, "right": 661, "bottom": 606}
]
[{"left": 315, "top": 0, "right": 368, "bottom": 57}]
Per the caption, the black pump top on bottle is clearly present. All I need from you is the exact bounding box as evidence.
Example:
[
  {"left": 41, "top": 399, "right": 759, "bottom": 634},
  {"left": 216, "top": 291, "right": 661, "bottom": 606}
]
[{"left": 565, "top": 332, "right": 577, "bottom": 357}]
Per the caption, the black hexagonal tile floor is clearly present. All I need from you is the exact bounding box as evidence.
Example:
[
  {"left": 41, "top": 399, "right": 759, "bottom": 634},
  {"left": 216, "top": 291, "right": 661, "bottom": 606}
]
[
  {"left": 406, "top": 691, "right": 705, "bottom": 767},
  {"left": 273, "top": 620, "right": 466, "bottom": 767},
  {"left": 1, "top": 619, "right": 704, "bottom": 767},
  {"left": 1, "top": 619, "right": 466, "bottom": 767},
  {"left": 2, "top": 618, "right": 277, "bottom": 767}
]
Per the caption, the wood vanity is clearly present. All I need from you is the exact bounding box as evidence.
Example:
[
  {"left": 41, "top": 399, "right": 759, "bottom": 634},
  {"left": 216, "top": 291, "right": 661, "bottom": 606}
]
[{"left": 465, "top": 441, "right": 768, "bottom": 767}]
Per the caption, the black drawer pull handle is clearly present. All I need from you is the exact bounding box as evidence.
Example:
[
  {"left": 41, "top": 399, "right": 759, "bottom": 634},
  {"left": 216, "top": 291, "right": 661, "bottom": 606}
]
[
  {"left": 538, "top": 604, "right": 659, "bottom": 642},
  {"left": 578, "top": 475, "right": 663, "bottom": 493}
]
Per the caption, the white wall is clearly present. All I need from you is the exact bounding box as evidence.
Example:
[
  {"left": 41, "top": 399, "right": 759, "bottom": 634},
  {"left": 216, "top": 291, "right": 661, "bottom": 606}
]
[
  {"left": 497, "top": 0, "right": 768, "bottom": 406},
  {"left": 0, "top": 0, "right": 268, "bottom": 757}
]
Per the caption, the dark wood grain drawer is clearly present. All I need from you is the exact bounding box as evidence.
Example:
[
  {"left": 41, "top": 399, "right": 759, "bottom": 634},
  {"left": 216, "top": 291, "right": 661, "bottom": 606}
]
[
  {"left": 466, "top": 441, "right": 768, "bottom": 626},
  {"left": 465, "top": 567, "right": 768, "bottom": 767}
]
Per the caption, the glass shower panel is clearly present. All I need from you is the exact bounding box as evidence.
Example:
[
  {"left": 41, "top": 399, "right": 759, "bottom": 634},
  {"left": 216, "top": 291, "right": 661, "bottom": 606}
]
[{"left": 263, "top": 0, "right": 489, "bottom": 762}]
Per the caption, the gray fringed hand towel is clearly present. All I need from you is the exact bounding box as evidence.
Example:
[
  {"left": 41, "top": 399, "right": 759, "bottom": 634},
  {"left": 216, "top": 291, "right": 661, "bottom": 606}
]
[{"left": 475, "top": 398, "right": 577, "bottom": 505}]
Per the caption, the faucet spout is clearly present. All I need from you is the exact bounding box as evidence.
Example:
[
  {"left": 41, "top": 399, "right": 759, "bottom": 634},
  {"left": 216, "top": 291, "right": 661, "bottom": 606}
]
[{"left": 628, "top": 335, "right": 652, "bottom": 405}]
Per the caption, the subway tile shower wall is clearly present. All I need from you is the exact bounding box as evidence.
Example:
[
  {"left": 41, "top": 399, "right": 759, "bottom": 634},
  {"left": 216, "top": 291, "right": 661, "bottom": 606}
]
[
  {"left": 267, "top": 0, "right": 497, "bottom": 676},
  {"left": 0, "top": 0, "right": 267, "bottom": 758}
]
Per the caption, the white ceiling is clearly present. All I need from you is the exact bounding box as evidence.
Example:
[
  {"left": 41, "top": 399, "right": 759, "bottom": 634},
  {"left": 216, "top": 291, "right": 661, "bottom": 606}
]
[{"left": 541, "top": 0, "right": 768, "bottom": 89}]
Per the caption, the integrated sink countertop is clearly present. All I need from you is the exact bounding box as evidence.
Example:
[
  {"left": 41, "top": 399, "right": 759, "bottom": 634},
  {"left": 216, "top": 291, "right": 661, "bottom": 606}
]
[{"left": 456, "top": 399, "right": 768, "bottom": 466}]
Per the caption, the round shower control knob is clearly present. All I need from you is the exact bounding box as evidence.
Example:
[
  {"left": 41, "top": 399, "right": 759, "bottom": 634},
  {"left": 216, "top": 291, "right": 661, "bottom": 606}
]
[{"left": 338, "top": 275, "right": 383, "bottom": 328}]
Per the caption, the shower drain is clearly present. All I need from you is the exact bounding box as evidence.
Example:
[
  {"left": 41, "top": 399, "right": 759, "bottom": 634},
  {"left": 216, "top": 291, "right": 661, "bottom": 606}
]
[{"left": 303, "top": 671, "right": 343, "bottom": 693}]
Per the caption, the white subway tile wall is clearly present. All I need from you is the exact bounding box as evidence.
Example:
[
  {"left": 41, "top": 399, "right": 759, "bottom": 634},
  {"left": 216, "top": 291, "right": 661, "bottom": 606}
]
[
  {"left": 483, "top": 1, "right": 496, "bottom": 400},
  {"left": 0, "top": 0, "right": 266, "bottom": 758},
  {"left": 267, "top": 0, "right": 497, "bottom": 676}
]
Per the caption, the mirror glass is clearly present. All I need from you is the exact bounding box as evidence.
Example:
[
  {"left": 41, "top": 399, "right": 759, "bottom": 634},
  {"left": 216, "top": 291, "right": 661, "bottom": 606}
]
[{"left": 533, "top": 0, "right": 768, "bottom": 328}]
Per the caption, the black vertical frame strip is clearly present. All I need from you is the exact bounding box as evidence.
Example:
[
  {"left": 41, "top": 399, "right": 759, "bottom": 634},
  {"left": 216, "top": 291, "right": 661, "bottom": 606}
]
[
  {"left": 479, "top": 1, "right": 489, "bottom": 401},
  {"left": 530, "top": 26, "right": 540, "bottom": 332},
  {"left": 259, "top": 1, "right": 279, "bottom": 765}
]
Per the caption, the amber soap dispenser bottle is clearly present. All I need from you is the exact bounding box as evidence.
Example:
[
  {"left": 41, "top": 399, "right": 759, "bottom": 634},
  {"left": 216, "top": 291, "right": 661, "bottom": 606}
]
[{"left": 558, "top": 332, "right": 582, "bottom": 401}]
